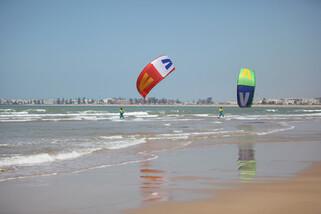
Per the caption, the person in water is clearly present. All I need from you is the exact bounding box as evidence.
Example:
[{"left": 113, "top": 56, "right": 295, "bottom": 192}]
[
  {"left": 218, "top": 106, "right": 224, "bottom": 118},
  {"left": 119, "top": 107, "right": 125, "bottom": 119}
]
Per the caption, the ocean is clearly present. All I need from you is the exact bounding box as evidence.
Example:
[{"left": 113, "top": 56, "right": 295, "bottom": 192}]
[{"left": 1, "top": 105, "right": 321, "bottom": 183}]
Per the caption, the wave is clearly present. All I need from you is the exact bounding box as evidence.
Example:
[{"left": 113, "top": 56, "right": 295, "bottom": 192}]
[
  {"left": 0, "top": 153, "right": 159, "bottom": 183},
  {"left": 0, "top": 119, "right": 34, "bottom": 122},
  {"left": 175, "top": 118, "right": 203, "bottom": 121},
  {"left": 0, "top": 149, "right": 98, "bottom": 167},
  {"left": 99, "top": 135, "right": 124, "bottom": 140},
  {"left": 126, "top": 112, "right": 158, "bottom": 118},
  {"left": 25, "top": 109, "right": 46, "bottom": 113},
  {"left": 192, "top": 114, "right": 210, "bottom": 117},
  {"left": 100, "top": 138, "right": 146, "bottom": 150},
  {"left": 266, "top": 109, "right": 278, "bottom": 112},
  {"left": 71, "top": 153, "right": 159, "bottom": 174},
  {"left": 148, "top": 129, "right": 240, "bottom": 141},
  {"left": 167, "top": 114, "right": 180, "bottom": 117},
  {"left": 0, "top": 109, "right": 15, "bottom": 112},
  {"left": 149, "top": 134, "right": 189, "bottom": 140},
  {"left": 230, "top": 112, "right": 321, "bottom": 120},
  {"left": 0, "top": 136, "right": 147, "bottom": 169},
  {"left": 0, "top": 111, "right": 157, "bottom": 122},
  {"left": 0, "top": 111, "right": 29, "bottom": 116},
  {"left": 0, "top": 172, "right": 59, "bottom": 183},
  {"left": 256, "top": 125, "right": 295, "bottom": 136},
  {"left": 294, "top": 109, "right": 321, "bottom": 113},
  {"left": 73, "top": 111, "right": 153, "bottom": 117}
]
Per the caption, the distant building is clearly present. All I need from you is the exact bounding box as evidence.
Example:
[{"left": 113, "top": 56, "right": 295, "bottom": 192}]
[{"left": 43, "top": 99, "right": 55, "bottom": 105}]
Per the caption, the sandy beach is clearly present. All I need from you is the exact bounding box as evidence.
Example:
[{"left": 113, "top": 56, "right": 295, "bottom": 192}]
[{"left": 128, "top": 162, "right": 321, "bottom": 214}]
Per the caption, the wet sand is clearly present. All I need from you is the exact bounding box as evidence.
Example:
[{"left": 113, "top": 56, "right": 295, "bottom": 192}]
[{"left": 128, "top": 162, "right": 321, "bottom": 214}]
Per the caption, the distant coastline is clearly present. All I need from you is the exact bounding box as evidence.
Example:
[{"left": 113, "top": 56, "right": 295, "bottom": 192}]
[
  {"left": 0, "top": 104, "right": 320, "bottom": 107},
  {"left": 1, "top": 97, "right": 321, "bottom": 106}
]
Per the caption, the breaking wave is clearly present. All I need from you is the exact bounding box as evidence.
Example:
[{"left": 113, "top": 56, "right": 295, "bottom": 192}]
[
  {"left": 0, "top": 149, "right": 98, "bottom": 167},
  {"left": 256, "top": 125, "right": 295, "bottom": 136}
]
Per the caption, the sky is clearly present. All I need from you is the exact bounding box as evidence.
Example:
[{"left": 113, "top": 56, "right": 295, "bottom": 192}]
[{"left": 1, "top": 0, "right": 321, "bottom": 101}]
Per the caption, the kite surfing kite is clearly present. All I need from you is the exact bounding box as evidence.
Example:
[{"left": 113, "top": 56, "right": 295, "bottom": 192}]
[
  {"left": 237, "top": 68, "right": 256, "bottom": 107},
  {"left": 136, "top": 55, "right": 175, "bottom": 98}
]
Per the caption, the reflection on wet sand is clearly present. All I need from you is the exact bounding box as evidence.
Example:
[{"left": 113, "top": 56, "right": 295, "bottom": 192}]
[
  {"left": 140, "top": 161, "right": 168, "bottom": 203},
  {"left": 236, "top": 124, "right": 257, "bottom": 181},
  {"left": 238, "top": 143, "right": 256, "bottom": 181}
]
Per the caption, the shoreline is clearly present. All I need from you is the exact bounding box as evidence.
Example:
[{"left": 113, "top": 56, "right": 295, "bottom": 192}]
[
  {"left": 127, "top": 162, "right": 321, "bottom": 214},
  {"left": 1, "top": 104, "right": 321, "bottom": 108}
]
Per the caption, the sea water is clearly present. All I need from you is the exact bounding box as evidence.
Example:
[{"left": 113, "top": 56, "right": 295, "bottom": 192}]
[{"left": 1, "top": 105, "right": 321, "bottom": 182}]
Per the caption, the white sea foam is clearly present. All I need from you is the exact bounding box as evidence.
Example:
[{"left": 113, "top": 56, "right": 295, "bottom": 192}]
[
  {"left": 80, "top": 110, "right": 108, "bottom": 114},
  {"left": 168, "top": 114, "right": 180, "bottom": 117},
  {"left": 0, "top": 110, "right": 158, "bottom": 122},
  {"left": 132, "top": 118, "right": 145, "bottom": 121},
  {"left": 149, "top": 129, "right": 239, "bottom": 141},
  {"left": 0, "top": 109, "right": 15, "bottom": 112},
  {"left": 212, "top": 121, "right": 223, "bottom": 124},
  {"left": 294, "top": 109, "right": 321, "bottom": 113},
  {"left": 78, "top": 116, "right": 100, "bottom": 121},
  {"left": 25, "top": 109, "right": 47, "bottom": 113},
  {"left": 128, "top": 112, "right": 158, "bottom": 118},
  {"left": 3, "top": 108, "right": 320, "bottom": 123},
  {"left": 67, "top": 110, "right": 117, "bottom": 116},
  {"left": 266, "top": 109, "right": 278, "bottom": 112},
  {"left": 192, "top": 114, "right": 209, "bottom": 117},
  {"left": 257, "top": 125, "right": 295, "bottom": 136},
  {"left": 188, "top": 130, "right": 240, "bottom": 136},
  {"left": 149, "top": 134, "right": 189, "bottom": 140},
  {"left": 175, "top": 118, "right": 203, "bottom": 121},
  {"left": 0, "top": 111, "right": 29, "bottom": 116},
  {"left": 0, "top": 119, "right": 34, "bottom": 122},
  {"left": 71, "top": 153, "right": 159, "bottom": 174},
  {"left": 0, "top": 149, "right": 98, "bottom": 167},
  {"left": 0, "top": 172, "right": 58, "bottom": 183},
  {"left": 0, "top": 153, "right": 160, "bottom": 183},
  {"left": 230, "top": 112, "right": 321, "bottom": 121},
  {"left": 99, "top": 135, "right": 124, "bottom": 140},
  {"left": 102, "top": 138, "right": 146, "bottom": 150}
]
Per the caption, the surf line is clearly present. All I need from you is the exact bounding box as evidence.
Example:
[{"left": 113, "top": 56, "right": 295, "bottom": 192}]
[{"left": 256, "top": 125, "right": 295, "bottom": 136}]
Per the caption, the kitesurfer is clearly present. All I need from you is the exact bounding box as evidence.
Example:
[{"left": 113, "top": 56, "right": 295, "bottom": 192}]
[
  {"left": 120, "top": 107, "right": 125, "bottom": 119},
  {"left": 218, "top": 106, "right": 224, "bottom": 118}
]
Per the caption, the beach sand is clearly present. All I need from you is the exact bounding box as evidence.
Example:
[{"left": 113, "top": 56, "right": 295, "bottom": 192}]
[{"left": 128, "top": 162, "right": 321, "bottom": 214}]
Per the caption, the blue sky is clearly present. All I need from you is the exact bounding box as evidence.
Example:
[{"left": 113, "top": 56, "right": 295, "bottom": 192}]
[{"left": 1, "top": 0, "right": 321, "bottom": 101}]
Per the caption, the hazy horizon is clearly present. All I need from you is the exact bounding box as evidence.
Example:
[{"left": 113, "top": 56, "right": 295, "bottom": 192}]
[{"left": 1, "top": 0, "right": 321, "bottom": 101}]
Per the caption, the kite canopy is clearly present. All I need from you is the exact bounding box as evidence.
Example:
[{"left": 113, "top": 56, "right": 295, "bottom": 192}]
[
  {"left": 136, "top": 55, "right": 175, "bottom": 98},
  {"left": 237, "top": 68, "right": 256, "bottom": 108}
]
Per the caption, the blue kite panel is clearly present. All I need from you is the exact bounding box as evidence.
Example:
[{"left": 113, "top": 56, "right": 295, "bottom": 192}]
[{"left": 237, "top": 85, "right": 255, "bottom": 107}]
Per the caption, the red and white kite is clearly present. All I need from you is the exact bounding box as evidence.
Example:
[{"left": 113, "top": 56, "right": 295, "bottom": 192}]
[{"left": 136, "top": 55, "right": 175, "bottom": 98}]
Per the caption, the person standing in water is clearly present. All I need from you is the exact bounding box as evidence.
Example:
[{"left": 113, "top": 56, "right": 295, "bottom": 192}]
[
  {"left": 218, "top": 106, "right": 224, "bottom": 118},
  {"left": 120, "top": 107, "right": 125, "bottom": 119}
]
